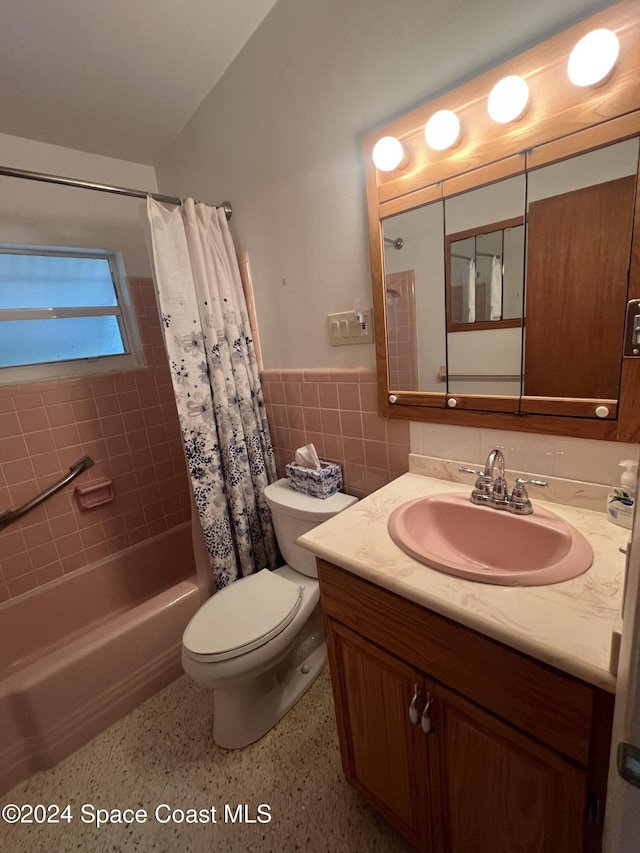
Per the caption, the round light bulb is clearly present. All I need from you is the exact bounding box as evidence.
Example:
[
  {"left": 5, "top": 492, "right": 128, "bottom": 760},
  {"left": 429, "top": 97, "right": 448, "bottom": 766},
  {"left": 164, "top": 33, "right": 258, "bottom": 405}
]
[
  {"left": 424, "top": 110, "right": 461, "bottom": 150},
  {"left": 487, "top": 75, "right": 529, "bottom": 124},
  {"left": 372, "top": 136, "right": 405, "bottom": 172},
  {"left": 567, "top": 29, "right": 619, "bottom": 87}
]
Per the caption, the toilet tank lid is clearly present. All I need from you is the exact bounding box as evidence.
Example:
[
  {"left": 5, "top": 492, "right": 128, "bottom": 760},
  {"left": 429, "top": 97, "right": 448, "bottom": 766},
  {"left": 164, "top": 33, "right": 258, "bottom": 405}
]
[{"left": 264, "top": 478, "right": 357, "bottom": 521}]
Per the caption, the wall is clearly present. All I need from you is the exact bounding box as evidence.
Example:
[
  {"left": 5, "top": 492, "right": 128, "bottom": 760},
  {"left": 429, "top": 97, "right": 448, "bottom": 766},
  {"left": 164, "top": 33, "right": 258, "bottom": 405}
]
[
  {"left": 261, "top": 368, "right": 409, "bottom": 499},
  {"left": 155, "top": 0, "right": 633, "bottom": 490},
  {"left": 155, "top": 0, "right": 614, "bottom": 370},
  {"left": 0, "top": 133, "right": 157, "bottom": 276},
  {"left": 410, "top": 422, "right": 639, "bottom": 489},
  {"left": 0, "top": 138, "right": 190, "bottom": 602}
]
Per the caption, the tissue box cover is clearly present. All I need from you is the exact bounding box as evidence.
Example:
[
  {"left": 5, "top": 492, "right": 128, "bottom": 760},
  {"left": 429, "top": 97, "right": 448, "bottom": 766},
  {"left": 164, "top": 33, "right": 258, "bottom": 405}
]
[{"left": 286, "top": 460, "right": 342, "bottom": 499}]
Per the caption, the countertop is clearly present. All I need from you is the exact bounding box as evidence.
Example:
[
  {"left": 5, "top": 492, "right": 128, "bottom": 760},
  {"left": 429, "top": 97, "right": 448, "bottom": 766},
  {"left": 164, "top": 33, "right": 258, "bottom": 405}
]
[{"left": 297, "top": 471, "right": 629, "bottom": 692}]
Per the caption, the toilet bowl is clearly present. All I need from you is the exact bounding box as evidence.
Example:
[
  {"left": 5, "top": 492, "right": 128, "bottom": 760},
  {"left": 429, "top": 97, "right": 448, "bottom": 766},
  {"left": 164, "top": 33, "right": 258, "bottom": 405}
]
[{"left": 182, "top": 478, "right": 357, "bottom": 748}]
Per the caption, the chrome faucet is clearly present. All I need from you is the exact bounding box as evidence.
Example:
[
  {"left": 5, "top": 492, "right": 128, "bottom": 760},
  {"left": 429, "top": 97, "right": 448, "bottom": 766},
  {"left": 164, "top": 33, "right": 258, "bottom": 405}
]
[{"left": 459, "top": 448, "right": 548, "bottom": 514}]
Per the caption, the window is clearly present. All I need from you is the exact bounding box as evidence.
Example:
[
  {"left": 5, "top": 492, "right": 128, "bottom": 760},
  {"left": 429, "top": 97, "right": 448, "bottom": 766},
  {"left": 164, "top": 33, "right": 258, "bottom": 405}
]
[{"left": 0, "top": 247, "right": 143, "bottom": 383}]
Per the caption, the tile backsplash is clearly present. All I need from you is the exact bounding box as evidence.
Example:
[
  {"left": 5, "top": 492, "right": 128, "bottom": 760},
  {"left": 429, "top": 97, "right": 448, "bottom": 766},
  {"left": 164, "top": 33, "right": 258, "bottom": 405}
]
[
  {"left": 0, "top": 277, "right": 190, "bottom": 603},
  {"left": 410, "top": 421, "right": 640, "bottom": 488}
]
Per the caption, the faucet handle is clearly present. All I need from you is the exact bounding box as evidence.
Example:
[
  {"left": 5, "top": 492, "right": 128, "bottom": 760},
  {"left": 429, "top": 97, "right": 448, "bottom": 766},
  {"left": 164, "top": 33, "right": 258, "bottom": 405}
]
[
  {"left": 459, "top": 467, "right": 493, "bottom": 501},
  {"left": 510, "top": 478, "right": 549, "bottom": 514},
  {"left": 458, "top": 466, "right": 484, "bottom": 478},
  {"left": 513, "top": 477, "right": 549, "bottom": 494}
]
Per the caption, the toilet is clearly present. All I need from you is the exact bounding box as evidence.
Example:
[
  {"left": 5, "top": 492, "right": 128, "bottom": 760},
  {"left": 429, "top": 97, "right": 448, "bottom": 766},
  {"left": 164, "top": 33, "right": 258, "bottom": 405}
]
[{"left": 181, "top": 478, "right": 357, "bottom": 748}]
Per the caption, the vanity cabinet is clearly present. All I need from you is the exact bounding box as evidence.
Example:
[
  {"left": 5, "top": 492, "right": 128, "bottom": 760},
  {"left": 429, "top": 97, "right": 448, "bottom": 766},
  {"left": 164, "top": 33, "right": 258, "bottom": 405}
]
[{"left": 318, "top": 559, "right": 614, "bottom": 853}]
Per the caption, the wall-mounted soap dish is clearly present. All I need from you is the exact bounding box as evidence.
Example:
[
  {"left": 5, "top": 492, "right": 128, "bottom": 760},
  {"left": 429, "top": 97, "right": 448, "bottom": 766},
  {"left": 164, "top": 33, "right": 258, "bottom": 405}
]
[{"left": 75, "top": 477, "right": 115, "bottom": 510}]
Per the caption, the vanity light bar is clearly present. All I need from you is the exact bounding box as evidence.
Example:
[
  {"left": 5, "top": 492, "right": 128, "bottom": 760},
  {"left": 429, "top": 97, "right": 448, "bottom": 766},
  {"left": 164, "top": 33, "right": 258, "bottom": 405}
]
[
  {"left": 372, "top": 136, "right": 407, "bottom": 172},
  {"left": 487, "top": 76, "right": 529, "bottom": 124},
  {"left": 425, "top": 110, "right": 461, "bottom": 151},
  {"left": 372, "top": 27, "right": 620, "bottom": 171},
  {"left": 568, "top": 28, "right": 620, "bottom": 87}
]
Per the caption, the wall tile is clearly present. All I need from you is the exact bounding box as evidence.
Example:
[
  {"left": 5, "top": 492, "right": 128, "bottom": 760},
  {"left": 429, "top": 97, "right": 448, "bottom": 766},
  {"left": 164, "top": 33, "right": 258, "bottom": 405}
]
[
  {"left": 552, "top": 436, "right": 639, "bottom": 486},
  {"left": 262, "top": 367, "right": 410, "bottom": 496},
  {"left": 407, "top": 418, "right": 639, "bottom": 489},
  {"left": 417, "top": 423, "right": 481, "bottom": 464},
  {"left": 0, "top": 277, "right": 190, "bottom": 603},
  {"left": 479, "top": 429, "right": 554, "bottom": 476},
  {"left": 318, "top": 383, "right": 339, "bottom": 409}
]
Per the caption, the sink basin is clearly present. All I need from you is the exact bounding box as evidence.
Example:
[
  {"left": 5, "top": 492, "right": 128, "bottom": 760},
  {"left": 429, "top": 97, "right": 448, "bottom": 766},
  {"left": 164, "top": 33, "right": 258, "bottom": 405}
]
[{"left": 387, "top": 493, "right": 593, "bottom": 586}]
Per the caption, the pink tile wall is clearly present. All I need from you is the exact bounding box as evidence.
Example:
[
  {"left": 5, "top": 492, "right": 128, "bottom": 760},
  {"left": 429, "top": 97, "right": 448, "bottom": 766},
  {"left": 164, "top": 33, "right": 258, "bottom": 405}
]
[
  {"left": 0, "top": 277, "right": 191, "bottom": 603},
  {"left": 261, "top": 368, "right": 410, "bottom": 499},
  {"left": 386, "top": 271, "right": 419, "bottom": 391}
]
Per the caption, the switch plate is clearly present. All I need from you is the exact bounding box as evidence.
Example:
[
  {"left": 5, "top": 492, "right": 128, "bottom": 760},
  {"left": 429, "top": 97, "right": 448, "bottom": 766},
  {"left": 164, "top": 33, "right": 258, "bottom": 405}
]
[{"left": 327, "top": 310, "right": 373, "bottom": 346}]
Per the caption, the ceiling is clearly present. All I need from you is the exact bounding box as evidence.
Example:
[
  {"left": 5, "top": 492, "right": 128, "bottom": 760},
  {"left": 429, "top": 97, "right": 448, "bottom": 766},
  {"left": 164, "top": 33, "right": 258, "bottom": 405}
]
[{"left": 0, "top": 0, "right": 278, "bottom": 164}]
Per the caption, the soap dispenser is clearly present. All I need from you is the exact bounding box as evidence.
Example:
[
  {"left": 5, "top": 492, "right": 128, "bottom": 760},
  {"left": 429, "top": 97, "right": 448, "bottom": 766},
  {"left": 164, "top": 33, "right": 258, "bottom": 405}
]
[{"left": 607, "top": 459, "right": 638, "bottom": 529}]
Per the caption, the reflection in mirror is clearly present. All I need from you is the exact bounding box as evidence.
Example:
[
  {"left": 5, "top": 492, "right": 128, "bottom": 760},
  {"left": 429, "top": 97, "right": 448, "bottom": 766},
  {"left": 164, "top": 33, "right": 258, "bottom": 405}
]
[
  {"left": 382, "top": 201, "right": 445, "bottom": 392},
  {"left": 523, "top": 138, "right": 640, "bottom": 405},
  {"left": 444, "top": 176, "right": 526, "bottom": 397},
  {"left": 448, "top": 222, "right": 524, "bottom": 326}
]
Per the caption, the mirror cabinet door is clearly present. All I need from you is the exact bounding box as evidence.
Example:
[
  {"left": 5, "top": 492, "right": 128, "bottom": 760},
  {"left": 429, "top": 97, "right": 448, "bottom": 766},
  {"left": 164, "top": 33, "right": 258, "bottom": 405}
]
[
  {"left": 521, "top": 137, "right": 640, "bottom": 419},
  {"left": 382, "top": 201, "right": 446, "bottom": 396},
  {"left": 444, "top": 175, "right": 526, "bottom": 407}
]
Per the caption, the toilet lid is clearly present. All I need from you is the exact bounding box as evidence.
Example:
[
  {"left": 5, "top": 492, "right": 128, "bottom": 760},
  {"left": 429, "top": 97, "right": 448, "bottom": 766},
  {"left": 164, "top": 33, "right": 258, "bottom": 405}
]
[{"left": 183, "top": 569, "right": 303, "bottom": 661}]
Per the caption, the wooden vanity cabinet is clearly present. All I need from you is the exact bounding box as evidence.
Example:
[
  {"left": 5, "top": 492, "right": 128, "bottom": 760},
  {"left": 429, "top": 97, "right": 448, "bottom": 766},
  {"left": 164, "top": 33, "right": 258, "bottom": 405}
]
[{"left": 318, "top": 559, "right": 614, "bottom": 853}]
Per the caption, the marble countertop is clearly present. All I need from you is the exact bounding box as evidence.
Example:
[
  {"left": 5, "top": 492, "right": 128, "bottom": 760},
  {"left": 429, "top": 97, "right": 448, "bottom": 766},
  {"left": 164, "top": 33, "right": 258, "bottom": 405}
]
[{"left": 297, "top": 471, "right": 629, "bottom": 692}]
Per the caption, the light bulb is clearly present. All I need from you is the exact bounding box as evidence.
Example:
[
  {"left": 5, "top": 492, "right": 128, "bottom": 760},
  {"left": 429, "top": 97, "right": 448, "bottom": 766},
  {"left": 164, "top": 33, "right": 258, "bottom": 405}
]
[
  {"left": 424, "top": 110, "right": 461, "bottom": 150},
  {"left": 487, "top": 76, "right": 529, "bottom": 124},
  {"left": 372, "top": 136, "right": 406, "bottom": 172},
  {"left": 568, "top": 29, "right": 619, "bottom": 87}
]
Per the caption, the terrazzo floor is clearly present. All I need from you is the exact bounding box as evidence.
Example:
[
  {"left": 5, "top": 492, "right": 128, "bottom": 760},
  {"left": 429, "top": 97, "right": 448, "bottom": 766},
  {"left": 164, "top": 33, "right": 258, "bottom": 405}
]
[{"left": 0, "top": 669, "right": 412, "bottom": 853}]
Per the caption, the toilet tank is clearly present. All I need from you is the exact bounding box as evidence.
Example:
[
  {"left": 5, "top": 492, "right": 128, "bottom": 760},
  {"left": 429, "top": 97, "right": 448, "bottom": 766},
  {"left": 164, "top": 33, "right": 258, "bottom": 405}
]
[{"left": 263, "top": 479, "right": 357, "bottom": 578}]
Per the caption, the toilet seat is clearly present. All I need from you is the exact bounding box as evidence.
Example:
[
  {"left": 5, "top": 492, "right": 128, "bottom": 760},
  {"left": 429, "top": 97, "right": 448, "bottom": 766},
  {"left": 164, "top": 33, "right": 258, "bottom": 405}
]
[{"left": 183, "top": 569, "right": 303, "bottom": 663}]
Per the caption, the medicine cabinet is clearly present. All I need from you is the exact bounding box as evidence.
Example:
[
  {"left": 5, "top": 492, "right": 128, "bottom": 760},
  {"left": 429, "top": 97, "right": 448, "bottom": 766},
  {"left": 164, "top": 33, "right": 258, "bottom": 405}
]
[{"left": 365, "top": 0, "right": 640, "bottom": 441}]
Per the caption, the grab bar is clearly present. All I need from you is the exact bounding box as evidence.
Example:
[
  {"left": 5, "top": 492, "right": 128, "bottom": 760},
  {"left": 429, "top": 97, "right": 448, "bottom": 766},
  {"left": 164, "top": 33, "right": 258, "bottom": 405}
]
[{"left": 0, "top": 455, "right": 94, "bottom": 532}]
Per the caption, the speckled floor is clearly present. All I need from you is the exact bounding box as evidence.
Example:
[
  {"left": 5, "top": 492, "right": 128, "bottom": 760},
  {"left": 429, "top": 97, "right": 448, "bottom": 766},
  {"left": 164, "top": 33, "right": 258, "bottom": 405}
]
[{"left": 0, "top": 669, "right": 412, "bottom": 852}]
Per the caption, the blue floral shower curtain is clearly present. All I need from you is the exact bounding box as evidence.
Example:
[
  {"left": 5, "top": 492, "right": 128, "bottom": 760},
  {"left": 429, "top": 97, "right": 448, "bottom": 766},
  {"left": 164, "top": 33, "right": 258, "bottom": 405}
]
[{"left": 146, "top": 197, "right": 280, "bottom": 590}]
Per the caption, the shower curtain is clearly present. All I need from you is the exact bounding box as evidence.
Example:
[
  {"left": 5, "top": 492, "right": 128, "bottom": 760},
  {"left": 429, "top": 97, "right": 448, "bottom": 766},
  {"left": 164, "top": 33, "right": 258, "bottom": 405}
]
[{"left": 145, "top": 197, "right": 280, "bottom": 590}]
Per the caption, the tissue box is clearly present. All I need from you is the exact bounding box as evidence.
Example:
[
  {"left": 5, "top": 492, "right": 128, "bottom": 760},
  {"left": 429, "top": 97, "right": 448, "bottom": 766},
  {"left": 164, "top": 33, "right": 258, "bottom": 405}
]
[{"left": 286, "top": 460, "right": 343, "bottom": 499}]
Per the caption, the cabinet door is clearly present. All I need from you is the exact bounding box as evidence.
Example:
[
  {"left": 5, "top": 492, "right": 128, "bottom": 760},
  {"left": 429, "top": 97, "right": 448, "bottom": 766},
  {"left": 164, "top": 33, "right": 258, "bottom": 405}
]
[
  {"left": 432, "top": 682, "right": 588, "bottom": 853},
  {"left": 326, "top": 619, "right": 436, "bottom": 850}
]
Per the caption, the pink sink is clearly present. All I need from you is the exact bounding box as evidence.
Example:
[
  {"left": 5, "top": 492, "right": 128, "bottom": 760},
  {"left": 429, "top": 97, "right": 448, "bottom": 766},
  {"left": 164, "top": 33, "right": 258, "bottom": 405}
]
[{"left": 387, "top": 493, "right": 593, "bottom": 586}]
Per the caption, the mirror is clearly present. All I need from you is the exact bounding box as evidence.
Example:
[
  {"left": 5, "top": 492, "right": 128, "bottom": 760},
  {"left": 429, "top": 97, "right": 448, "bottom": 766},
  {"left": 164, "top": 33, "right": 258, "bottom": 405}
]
[
  {"left": 447, "top": 224, "right": 524, "bottom": 327},
  {"left": 382, "top": 201, "right": 445, "bottom": 393},
  {"left": 444, "top": 176, "right": 525, "bottom": 399},
  {"left": 380, "top": 139, "right": 639, "bottom": 412}
]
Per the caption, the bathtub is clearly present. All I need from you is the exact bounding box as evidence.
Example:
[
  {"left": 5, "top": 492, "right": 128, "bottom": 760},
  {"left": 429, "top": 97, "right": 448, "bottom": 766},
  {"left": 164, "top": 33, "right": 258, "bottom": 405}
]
[{"left": 0, "top": 523, "right": 201, "bottom": 796}]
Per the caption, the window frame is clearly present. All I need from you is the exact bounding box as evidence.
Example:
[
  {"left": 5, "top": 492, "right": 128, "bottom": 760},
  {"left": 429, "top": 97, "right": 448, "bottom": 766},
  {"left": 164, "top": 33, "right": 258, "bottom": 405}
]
[{"left": 0, "top": 245, "right": 144, "bottom": 384}]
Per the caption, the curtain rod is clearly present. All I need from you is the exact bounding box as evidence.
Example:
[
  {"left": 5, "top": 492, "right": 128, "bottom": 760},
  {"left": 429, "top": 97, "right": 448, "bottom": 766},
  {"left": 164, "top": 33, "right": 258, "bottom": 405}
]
[{"left": 0, "top": 164, "right": 232, "bottom": 220}]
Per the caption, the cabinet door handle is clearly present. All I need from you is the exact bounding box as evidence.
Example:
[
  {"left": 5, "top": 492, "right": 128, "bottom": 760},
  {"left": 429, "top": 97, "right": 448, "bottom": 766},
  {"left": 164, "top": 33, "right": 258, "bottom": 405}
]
[
  {"left": 421, "top": 693, "right": 434, "bottom": 734},
  {"left": 409, "top": 683, "right": 421, "bottom": 725}
]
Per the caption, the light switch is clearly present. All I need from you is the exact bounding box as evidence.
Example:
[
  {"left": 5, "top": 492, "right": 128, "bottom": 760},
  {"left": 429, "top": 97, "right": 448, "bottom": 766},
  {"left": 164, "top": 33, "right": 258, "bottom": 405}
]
[{"left": 327, "top": 310, "right": 373, "bottom": 346}]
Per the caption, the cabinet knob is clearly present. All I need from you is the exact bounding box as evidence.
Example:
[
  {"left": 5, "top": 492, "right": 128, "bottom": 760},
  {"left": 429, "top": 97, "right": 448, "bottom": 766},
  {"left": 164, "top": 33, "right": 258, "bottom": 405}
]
[
  {"left": 447, "top": 398, "right": 457, "bottom": 408},
  {"left": 389, "top": 394, "right": 398, "bottom": 404},
  {"left": 595, "top": 405, "right": 609, "bottom": 418},
  {"left": 409, "top": 683, "right": 421, "bottom": 724}
]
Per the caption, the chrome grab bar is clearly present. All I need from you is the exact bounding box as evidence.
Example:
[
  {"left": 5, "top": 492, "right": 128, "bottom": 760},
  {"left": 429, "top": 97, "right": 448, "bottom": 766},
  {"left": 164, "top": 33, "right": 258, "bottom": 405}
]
[{"left": 0, "top": 455, "right": 94, "bottom": 532}]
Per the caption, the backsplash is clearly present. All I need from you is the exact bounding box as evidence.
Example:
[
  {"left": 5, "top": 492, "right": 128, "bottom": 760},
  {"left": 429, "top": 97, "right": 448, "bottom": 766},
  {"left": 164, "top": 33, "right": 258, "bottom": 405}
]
[
  {"left": 410, "top": 422, "right": 640, "bottom": 489},
  {"left": 0, "top": 277, "right": 190, "bottom": 603},
  {"left": 260, "top": 368, "right": 410, "bottom": 499}
]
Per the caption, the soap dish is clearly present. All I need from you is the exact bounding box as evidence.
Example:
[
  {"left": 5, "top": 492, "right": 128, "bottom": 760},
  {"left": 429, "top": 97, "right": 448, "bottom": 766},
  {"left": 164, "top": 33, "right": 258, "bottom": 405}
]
[{"left": 75, "top": 477, "right": 115, "bottom": 510}]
